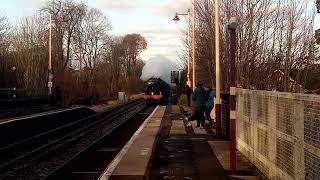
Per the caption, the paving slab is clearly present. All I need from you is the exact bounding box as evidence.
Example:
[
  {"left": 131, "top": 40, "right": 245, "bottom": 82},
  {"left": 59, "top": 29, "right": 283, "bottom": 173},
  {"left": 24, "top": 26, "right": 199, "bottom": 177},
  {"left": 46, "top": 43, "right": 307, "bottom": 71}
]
[
  {"left": 149, "top": 105, "right": 229, "bottom": 180},
  {"left": 100, "top": 105, "right": 267, "bottom": 180}
]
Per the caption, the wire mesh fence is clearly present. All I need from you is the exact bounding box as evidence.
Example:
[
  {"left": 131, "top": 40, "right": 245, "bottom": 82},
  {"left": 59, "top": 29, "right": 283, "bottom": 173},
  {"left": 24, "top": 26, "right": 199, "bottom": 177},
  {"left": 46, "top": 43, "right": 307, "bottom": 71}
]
[{"left": 237, "top": 89, "right": 320, "bottom": 180}]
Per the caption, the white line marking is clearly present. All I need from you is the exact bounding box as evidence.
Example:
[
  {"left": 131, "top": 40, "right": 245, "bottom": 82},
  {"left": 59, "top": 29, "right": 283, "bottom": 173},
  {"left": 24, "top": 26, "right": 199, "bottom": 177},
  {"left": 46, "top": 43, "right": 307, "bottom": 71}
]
[{"left": 97, "top": 106, "right": 160, "bottom": 180}]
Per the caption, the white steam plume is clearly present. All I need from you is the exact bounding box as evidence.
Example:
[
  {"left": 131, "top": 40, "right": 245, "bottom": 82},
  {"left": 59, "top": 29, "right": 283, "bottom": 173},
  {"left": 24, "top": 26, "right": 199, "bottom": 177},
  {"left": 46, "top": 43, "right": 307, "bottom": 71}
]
[{"left": 140, "top": 54, "right": 180, "bottom": 85}]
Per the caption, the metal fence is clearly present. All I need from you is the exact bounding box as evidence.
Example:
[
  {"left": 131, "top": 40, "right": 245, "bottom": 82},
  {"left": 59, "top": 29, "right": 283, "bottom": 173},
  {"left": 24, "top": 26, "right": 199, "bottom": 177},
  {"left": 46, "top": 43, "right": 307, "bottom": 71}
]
[{"left": 236, "top": 89, "right": 320, "bottom": 180}]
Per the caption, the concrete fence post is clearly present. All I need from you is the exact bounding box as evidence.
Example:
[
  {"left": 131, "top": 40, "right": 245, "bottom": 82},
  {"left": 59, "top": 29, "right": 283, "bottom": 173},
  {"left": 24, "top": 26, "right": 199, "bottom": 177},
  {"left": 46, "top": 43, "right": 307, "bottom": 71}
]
[{"left": 228, "top": 17, "right": 238, "bottom": 173}]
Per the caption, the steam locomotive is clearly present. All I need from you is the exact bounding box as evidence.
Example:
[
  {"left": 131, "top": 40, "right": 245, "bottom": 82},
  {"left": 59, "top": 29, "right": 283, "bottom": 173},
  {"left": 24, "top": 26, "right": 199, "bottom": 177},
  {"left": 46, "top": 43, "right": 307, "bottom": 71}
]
[{"left": 143, "top": 78, "right": 170, "bottom": 105}]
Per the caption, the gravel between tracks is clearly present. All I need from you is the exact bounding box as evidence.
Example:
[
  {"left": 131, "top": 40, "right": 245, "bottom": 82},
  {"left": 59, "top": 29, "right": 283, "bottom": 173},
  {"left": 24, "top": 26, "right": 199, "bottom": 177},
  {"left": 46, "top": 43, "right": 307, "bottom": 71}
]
[{"left": 0, "top": 103, "right": 144, "bottom": 179}]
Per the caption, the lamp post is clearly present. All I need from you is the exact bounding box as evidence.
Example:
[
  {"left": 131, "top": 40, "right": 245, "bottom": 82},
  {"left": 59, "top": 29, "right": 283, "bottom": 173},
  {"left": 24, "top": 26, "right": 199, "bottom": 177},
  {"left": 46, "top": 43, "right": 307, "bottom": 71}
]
[
  {"left": 173, "top": 9, "right": 191, "bottom": 88},
  {"left": 228, "top": 17, "right": 239, "bottom": 173},
  {"left": 173, "top": 0, "right": 196, "bottom": 90},
  {"left": 214, "top": 0, "right": 222, "bottom": 137}
]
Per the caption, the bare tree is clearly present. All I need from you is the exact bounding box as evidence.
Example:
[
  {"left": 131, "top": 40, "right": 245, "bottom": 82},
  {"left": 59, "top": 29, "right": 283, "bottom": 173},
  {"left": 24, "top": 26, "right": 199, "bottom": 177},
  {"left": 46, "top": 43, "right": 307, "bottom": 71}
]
[
  {"left": 72, "top": 7, "right": 111, "bottom": 96},
  {"left": 0, "top": 15, "right": 10, "bottom": 88},
  {"left": 0, "top": 0, "right": 148, "bottom": 103},
  {"left": 190, "top": 0, "right": 317, "bottom": 92},
  {"left": 122, "top": 34, "right": 147, "bottom": 78}
]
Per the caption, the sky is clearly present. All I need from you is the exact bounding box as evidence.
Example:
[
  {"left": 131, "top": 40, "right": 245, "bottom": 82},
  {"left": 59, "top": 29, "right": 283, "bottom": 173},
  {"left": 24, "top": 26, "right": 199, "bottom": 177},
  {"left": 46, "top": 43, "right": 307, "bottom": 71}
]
[
  {"left": 0, "top": 0, "right": 190, "bottom": 63},
  {"left": 1, "top": 0, "right": 319, "bottom": 63}
]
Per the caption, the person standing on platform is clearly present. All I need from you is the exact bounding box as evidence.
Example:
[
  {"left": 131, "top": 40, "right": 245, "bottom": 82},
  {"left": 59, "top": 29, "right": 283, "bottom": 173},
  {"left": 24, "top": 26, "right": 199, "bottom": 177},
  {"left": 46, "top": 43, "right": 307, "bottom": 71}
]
[
  {"left": 185, "top": 85, "right": 192, "bottom": 107},
  {"left": 185, "top": 83, "right": 206, "bottom": 128},
  {"left": 205, "top": 86, "right": 215, "bottom": 127},
  {"left": 54, "top": 86, "right": 62, "bottom": 107}
]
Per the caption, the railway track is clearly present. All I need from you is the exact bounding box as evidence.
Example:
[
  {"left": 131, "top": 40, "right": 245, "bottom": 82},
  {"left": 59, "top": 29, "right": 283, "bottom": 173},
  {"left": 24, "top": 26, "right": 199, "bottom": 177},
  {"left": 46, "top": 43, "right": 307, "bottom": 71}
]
[
  {"left": 45, "top": 106, "right": 155, "bottom": 180},
  {"left": 0, "top": 99, "right": 146, "bottom": 179},
  {"left": 0, "top": 97, "right": 49, "bottom": 119},
  {"left": 0, "top": 106, "right": 56, "bottom": 119},
  {"left": 0, "top": 107, "right": 95, "bottom": 148}
]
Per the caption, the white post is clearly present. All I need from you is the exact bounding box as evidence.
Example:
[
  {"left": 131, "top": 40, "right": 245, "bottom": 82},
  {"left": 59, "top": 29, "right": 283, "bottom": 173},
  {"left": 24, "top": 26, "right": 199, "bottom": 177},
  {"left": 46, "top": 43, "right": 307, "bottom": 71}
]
[
  {"left": 214, "top": 0, "right": 221, "bottom": 106},
  {"left": 214, "top": 0, "right": 222, "bottom": 137},
  {"left": 187, "top": 9, "right": 191, "bottom": 86},
  {"left": 192, "top": 0, "right": 196, "bottom": 90}
]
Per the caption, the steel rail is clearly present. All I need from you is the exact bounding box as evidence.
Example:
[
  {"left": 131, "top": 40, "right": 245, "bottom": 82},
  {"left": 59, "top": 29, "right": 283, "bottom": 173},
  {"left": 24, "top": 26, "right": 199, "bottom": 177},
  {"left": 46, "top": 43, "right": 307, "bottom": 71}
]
[
  {"left": 44, "top": 100, "right": 146, "bottom": 180},
  {"left": 0, "top": 99, "right": 144, "bottom": 174}
]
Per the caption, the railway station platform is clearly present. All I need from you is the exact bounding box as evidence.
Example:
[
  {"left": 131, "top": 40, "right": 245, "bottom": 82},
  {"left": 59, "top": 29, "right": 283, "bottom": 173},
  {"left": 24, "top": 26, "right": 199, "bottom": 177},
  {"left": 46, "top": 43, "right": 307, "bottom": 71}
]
[{"left": 99, "top": 105, "right": 266, "bottom": 180}]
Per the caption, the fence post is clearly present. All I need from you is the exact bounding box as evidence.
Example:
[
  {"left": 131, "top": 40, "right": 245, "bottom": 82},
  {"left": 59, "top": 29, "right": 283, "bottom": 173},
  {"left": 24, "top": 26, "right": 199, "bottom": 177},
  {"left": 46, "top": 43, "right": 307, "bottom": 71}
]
[{"left": 228, "top": 17, "right": 238, "bottom": 173}]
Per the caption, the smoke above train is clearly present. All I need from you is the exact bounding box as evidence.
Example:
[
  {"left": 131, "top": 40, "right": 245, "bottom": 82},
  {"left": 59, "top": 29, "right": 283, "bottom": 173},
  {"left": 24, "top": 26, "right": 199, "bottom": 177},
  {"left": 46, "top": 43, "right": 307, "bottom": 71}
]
[{"left": 140, "top": 55, "right": 180, "bottom": 85}]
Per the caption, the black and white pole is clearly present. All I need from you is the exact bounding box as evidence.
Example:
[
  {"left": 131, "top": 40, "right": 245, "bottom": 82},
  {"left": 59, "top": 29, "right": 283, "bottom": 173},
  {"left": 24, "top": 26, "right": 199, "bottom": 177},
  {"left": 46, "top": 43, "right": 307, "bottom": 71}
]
[{"left": 228, "top": 17, "right": 238, "bottom": 173}]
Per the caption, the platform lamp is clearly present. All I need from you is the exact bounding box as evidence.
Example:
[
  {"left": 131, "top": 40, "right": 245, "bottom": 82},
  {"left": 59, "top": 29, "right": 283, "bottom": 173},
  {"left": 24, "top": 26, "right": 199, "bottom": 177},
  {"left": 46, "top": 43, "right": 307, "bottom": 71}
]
[
  {"left": 172, "top": 10, "right": 192, "bottom": 89},
  {"left": 172, "top": 0, "right": 196, "bottom": 91}
]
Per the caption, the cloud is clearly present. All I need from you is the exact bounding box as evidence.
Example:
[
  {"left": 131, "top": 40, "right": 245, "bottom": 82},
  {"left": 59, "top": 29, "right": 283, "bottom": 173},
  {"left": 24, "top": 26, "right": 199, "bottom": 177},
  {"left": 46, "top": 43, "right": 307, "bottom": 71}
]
[
  {"left": 137, "top": 26, "right": 183, "bottom": 61},
  {"left": 133, "top": 26, "right": 181, "bottom": 42},
  {"left": 100, "top": 1, "right": 188, "bottom": 66},
  {"left": 94, "top": 0, "right": 143, "bottom": 12},
  {"left": 152, "top": 0, "right": 190, "bottom": 18},
  {"left": 95, "top": 0, "right": 190, "bottom": 18}
]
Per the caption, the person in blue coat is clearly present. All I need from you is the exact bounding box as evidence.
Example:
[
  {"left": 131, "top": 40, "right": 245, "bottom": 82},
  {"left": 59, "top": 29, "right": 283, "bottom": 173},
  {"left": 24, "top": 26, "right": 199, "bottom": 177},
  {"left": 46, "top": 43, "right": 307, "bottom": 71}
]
[
  {"left": 186, "top": 83, "right": 206, "bottom": 128},
  {"left": 205, "top": 87, "right": 215, "bottom": 126}
]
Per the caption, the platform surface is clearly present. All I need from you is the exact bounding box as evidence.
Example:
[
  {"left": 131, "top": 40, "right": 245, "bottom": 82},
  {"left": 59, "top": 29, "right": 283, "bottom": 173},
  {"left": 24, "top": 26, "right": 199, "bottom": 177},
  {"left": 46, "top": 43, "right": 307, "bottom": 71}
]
[
  {"left": 100, "top": 105, "right": 265, "bottom": 180},
  {"left": 149, "top": 105, "right": 229, "bottom": 180}
]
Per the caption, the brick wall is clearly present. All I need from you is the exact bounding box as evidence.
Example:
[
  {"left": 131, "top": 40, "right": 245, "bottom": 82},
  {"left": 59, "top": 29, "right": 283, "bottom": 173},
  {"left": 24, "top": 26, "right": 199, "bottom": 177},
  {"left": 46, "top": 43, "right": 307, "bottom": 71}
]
[{"left": 236, "top": 89, "right": 320, "bottom": 179}]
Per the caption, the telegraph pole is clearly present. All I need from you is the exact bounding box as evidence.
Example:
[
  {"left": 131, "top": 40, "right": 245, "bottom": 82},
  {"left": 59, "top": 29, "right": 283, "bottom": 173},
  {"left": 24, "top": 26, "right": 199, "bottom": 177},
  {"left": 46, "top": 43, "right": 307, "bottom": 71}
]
[
  {"left": 48, "top": 13, "right": 53, "bottom": 96},
  {"left": 214, "top": 0, "right": 222, "bottom": 136}
]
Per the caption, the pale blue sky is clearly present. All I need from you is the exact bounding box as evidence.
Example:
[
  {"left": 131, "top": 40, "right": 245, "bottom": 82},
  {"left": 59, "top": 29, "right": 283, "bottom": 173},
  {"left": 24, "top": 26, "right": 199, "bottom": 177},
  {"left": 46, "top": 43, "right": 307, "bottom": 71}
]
[
  {"left": 0, "top": 0, "right": 190, "bottom": 62},
  {"left": 1, "top": 0, "right": 319, "bottom": 62}
]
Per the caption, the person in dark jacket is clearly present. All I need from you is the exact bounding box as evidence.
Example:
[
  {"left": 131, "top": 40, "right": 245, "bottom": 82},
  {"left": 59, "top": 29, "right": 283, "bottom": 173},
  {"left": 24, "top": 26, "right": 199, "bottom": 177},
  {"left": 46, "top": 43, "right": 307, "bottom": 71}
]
[
  {"left": 205, "top": 87, "right": 215, "bottom": 126},
  {"left": 54, "top": 86, "right": 62, "bottom": 106},
  {"left": 185, "top": 85, "right": 192, "bottom": 107},
  {"left": 185, "top": 83, "right": 206, "bottom": 128}
]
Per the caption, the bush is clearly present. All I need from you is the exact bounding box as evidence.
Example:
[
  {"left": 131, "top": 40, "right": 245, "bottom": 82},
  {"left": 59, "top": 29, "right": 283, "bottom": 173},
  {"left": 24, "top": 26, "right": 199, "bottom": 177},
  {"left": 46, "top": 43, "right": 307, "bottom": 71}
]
[{"left": 177, "top": 94, "right": 188, "bottom": 106}]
